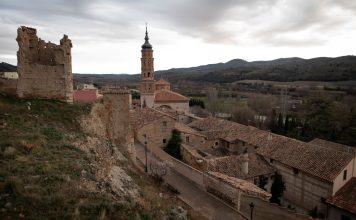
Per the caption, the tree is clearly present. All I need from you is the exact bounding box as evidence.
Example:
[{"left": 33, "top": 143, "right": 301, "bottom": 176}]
[
  {"left": 164, "top": 129, "right": 182, "bottom": 160},
  {"left": 270, "top": 172, "right": 286, "bottom": 205},
  {"left": 277, "top": 113, "right": 284, "bottom": 134}
]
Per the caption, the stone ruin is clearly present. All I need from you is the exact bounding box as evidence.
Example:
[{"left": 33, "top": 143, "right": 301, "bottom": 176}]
[{"left": 16, "top": 26, "right": 73, "bottom": 103}]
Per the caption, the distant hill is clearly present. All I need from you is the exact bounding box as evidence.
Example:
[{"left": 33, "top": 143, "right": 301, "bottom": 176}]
[
  {"left": 3, "top": 56, "right": 356, "bottom": 85},
  {"left": 156, "top": 56, "right": 356, "bottom": 83},
  {"left": 0, "top": 62, "right": 17, "bottom": 72}
]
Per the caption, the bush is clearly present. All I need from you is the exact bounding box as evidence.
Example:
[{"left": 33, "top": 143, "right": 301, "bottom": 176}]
[{"left": 164, "top": 129, "right": 182, "bottom": 160}]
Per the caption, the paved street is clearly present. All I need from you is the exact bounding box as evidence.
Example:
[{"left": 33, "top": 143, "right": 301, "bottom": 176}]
[
  {"left": 135, "top": 142, "right": 246, "bottom": 220},
  {"left": 135, "top": 142, "right": 309, "bottom": 220}
]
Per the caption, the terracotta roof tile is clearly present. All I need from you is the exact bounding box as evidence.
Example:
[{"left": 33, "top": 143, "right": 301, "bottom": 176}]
[
  {"left": 155, "top": 79, "right": 170, "bottom": 85},
  {"left": 326, "top": 177, "right": 356, "bottom": 214},
  {"left": 130, "top": 107, "right": 175, "bottom": 130},
  {"left": 207, "top": 172, "right": 271, "bottom": 201},
  {"left": 207, "top": 154, "right": 275, "bottom": 180},
  {"left": 154, "top": 90, "right": 189, "bottom": 103},
  {"left": 174, "top": 122, "right": 206, "bottom": 137},
  {"left": 188, "top": 117, "right": 355, "bottom": 182},
  {"left": 309, "top": 138, "right": 356, "bottom": 154}
]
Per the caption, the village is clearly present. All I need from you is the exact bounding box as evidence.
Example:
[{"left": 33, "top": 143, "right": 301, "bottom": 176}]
[{"left": 1, "top": 26, "right": 356, "bottom": 220}]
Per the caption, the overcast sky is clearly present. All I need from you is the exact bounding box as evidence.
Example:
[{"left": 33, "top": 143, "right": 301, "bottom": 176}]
[{"left": 0, "top": 0, "right": 356, "bottom": 74}]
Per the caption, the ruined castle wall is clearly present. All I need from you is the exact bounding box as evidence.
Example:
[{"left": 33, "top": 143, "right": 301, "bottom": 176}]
[
  {"left": 80, "top": 88, "right": 134, "bottom": 158},
  {"left": 16, "top": 26, "right": 73, "bottom": 103},
  {"left": 0, "top": 78, "right": 18, "bottom": 96}
]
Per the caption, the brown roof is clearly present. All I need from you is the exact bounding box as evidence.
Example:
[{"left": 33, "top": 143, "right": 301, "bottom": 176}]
[
  {"left": 155, "top": 105, "right": 179, "bottom": 118},
  {"left": 189, "top": 117, "right": 355, "bottom": 182},
  {"left": 154, "top": 90, "right": 189, "bottom": 103},
  {"left": 326, "top": 177, "right": 356, "bottom": 214},
  {"left": 309, "top": 138, "right": 356, "bottom": 154},
  {"left": 207, "top": 154, "right": 275, "bottom": 180},
  {"left": 174, "top": 122, "right": 206, "bottom": 137},
  {"left": 155, "top": 79, "right": 170, "bottom": 85},
  {"left": 207, "top": 172, "right": 271, "bottom": 201},
  {"left": 130, "top": 107, "right": 175, "bottom": 130}
]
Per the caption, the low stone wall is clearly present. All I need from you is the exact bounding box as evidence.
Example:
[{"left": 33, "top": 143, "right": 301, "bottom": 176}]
[
  {"left": 171, "top": 156, "right": 204, "bottom": 187},
  {"left": 203, "top": 172, "right": 242, "bottom": 210},
  {"left": 180, "top": 144, "right": 207, "bottom": 171},
  {"left": 0, "top": 78, "right": 17, "bottom": 96}
]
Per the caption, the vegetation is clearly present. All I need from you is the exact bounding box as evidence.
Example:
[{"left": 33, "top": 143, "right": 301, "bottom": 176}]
[
  {"left": 270, "top": 172, "right": 286, "bottom": 205},
  {"left": 189, "top": 98, "right": 205, "bottom": 109},
  {"left": 0, "top": 95, "right": 191, "bottom": 219},
  {"left": 164, "top": 129, "right": 182, "bottom": 160}
]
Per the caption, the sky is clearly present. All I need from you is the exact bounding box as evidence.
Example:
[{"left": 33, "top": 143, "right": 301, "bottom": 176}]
[{"left": 0, "top": 0, "right": 356, "bottom": 74}]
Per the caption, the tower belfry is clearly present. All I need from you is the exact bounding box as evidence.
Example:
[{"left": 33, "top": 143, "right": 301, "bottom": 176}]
[{"left": 140, "top": 24, "right": 155, "bottom": 108}]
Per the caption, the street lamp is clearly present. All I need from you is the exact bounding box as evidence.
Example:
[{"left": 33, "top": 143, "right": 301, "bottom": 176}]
[
  {"left": 249, "top": 202, "right": 254, "bottom": 220},
  {"left": 145, "top": 139, "right": 148, "bottom": 173}
]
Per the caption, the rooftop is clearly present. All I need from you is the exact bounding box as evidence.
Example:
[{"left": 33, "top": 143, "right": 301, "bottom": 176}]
[
  {"left": 130, "top": 107, "right": 175, "bottom": 130},
  {"left": 207, "top": 154, "right": 275, "bottom": 180},
  {"left": 189, "top": 117, "right": 355, "bottom": 182},
  {"left": 207, "top": 172, "right": 271, "bottom": 201},
  {"left": 154, "top": 90, "right": 189, "bottom": 103},
  {"left": 309, "top": 138, "right": 356, "bottom": 154},
  {"left": 155, "top": 79, "right": 170, "bottom": 85},
  {"left": 326, "top": 177, "right": 356, "bottom": 215}
]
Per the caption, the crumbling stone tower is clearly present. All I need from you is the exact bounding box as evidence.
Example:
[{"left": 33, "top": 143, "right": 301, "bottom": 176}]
[
  {"left": 16, "top": 26, "right": 73, "bottom": 103},
  {"left": 102, "top": 88, "right": 134, "bottom": 157}
]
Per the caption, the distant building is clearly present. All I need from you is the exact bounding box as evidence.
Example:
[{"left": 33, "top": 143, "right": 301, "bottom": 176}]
[
  {"left": 139, "top": 26, "right": 189, "bottom": 113},
  {"left": 73, "top": 83, "right": 101, "bottom": 103},
  {"left": 0, "top": 72, "right": 18, "bottom": 79}
]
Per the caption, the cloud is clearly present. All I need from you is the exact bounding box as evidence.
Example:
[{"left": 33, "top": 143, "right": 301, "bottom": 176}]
[{"left": 0, "top": 0, "right": 355, "bottom": 72}]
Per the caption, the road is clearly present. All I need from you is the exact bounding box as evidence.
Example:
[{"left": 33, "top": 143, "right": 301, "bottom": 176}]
[
  {"left": 135, "top": 142, "right": 309, "bottom": 220},
  {"left": 135, "top": 142, "right": 246, "bottom": 220}
]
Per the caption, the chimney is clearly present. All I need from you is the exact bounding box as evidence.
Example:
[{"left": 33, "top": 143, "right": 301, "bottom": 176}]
[{"left": 241, "top": 149, "right": 249, "bottom": 175}]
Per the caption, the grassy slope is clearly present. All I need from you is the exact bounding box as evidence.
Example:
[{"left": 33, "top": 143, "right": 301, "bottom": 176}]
[{"left": 0, "top": 95, "right": 187, "bottom": 219}]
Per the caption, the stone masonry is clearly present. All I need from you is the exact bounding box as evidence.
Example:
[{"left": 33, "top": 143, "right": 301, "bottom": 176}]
[
  {"left": 16, "top": 26, "right": 73, "bottom": 103},
  {"left": 102, "top": 88, "right": 134, "bottom": 157}
]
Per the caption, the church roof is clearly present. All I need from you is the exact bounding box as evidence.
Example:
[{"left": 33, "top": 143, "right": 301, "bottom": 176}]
[
  {"left": 155, "top": 79, "right": 170, "bottom": 85},
  {"left": 141, "top": 26, "right": 152, "bottom": 49},
  {"left": 154, "top": 90, "right": 189, "bottom": 103}
]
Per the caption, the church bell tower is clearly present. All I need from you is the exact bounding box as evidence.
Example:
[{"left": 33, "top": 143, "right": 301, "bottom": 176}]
[{"left": 140, "top": 25, "right": 155, "bottom": 108}]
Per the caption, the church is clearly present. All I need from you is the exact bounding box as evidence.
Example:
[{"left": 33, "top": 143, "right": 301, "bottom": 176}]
[{"left": 139, "top": 27, "right": 189, "bottom": 113}]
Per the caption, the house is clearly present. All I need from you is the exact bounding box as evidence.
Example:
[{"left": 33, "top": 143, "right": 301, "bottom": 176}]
[
  {"left": 0, "top": 72, "right": 18, "bottom": 79},
  {"left": 130, "top": 107, "right": 205, "bottom": 149},
  {"left": 326, "top": 177, "right": 356, "bottom": 220},
  {"left": 188, "top": 116, "right": 356, "bottom": 215}
]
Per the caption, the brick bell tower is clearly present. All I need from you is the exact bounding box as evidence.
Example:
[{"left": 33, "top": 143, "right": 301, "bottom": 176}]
[{"left": 140, "top": 24, "right": 155, "bottom": 108}]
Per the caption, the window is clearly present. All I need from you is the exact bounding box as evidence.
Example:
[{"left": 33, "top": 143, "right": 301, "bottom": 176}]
[
  {"left": 242, "top": 142, "right": 245, "bottom": 146},
  {"left": 162, "top": 121, "right": 167, "bottom": 127},
  {"left": 215, "top": 141, "right": 218, "bottom": 146},
  {"left": 293, "top": 168, "right": 299, "bottom": 175},
  {"left": 143, "top": 134, "right": 146, "bottom": 138},
  {"left": 341, "top": 214, "right": 351, "bottom": 220},
  {"left": 148, "top": 72, "right": 150, "bottom": 77},
  {"left": 163, "top": 139, "right": 166, "bottom": 144},
  {"left": 186, "top": 136, "right": 190, "bottom": 143},
  {"left": 270, "top": 158, "right": 274, "bottom": 164},
  {"left": 320, "top": 197, "right": 326, "bottom": 203},
  {"left": 343, "top": 170, "right": 347, "bottom": 180}
]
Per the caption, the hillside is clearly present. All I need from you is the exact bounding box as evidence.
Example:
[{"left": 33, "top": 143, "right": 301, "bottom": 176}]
[
  {"left": 3, "top": 56, "right": 356, "bottom": 87},
  {"left": 0, "top": 62, "right": 17, "bottom": 72},
  {"left": 70, "top": 56, "right": 356, "bottom": 87},
  {"left": 0, "top": 95, "right": 191, "bottom": 219},
  {"left": 157, "top": 56, "right": 356, "bottom": 83}
]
